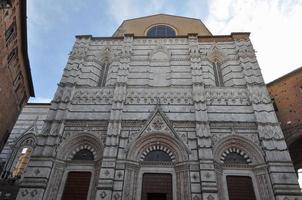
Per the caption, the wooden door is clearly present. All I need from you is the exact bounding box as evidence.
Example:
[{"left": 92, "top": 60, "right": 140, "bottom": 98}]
[
  {"left": 61, "top": 172, "right": 92, "bottom": 200},
  {"left": 141, "top": 173, "right": 172, "bottom": 200},
  {"left": 226, "top": 176, "right": 256, "bottom": 200}
]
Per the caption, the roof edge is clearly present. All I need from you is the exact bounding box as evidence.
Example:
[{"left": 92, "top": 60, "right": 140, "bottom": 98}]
[
  {"left": 21, "top": 0, "right": 35, "bottom": 97},
  {"left": 267, "top": 66, "right": 302, "bottom": 85}
]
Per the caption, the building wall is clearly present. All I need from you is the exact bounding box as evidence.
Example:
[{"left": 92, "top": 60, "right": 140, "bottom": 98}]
[
  {"left": 0, "top": 0, "right": 34, "bottom": 151},
  {"left": 267, "top": 68, "right": 302, "bottom": 132},
  {"left": 0, "top": 15, "right": 301, "bottom": 200},
  {"left": 267, "top": 67, "right": 302, "bottom": 170}
]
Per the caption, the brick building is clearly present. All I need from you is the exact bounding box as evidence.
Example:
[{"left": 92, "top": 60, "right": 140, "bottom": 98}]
[
  {"left": 267, "top": 67, "right": 302, "bottom": 172},
  {"left": 1, "top": 14, "right": 301, "bottom": 200},
  {"left": 0, "top": 0, "right": 34, "bottom": 151}
]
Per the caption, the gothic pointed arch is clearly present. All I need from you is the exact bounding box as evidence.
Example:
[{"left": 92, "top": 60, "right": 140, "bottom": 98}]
[
  {"left": 126, "top": 108, "right": 191, "bottom": 162},
  {"left": 207, "top": 45, "right": 225, "bottom": 64},
  {"left": 2, "top": 132, "right": 37, "bottom": 178},
  {"left": 94, "top": 47, "right": 114, "bottom": 87},
  {"left": 207, "top": 45, "right": 226, "bottom": 87},
  {"left": 126, "top": 105, "right": 190, "bottom": 159},
  {"left": 149, "top": 45, "right": 171, "bottom": 62}
]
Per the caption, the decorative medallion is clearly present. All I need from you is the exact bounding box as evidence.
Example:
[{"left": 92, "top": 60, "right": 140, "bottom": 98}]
[{"left": 151, "top": 117, "right": 165, "bottom": 131}]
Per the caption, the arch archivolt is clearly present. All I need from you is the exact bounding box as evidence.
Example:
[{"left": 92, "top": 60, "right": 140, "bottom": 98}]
[
  {"left": 14, "top": 132, "right": 37, "bottom": 149},
  {"left": 220, "top": 147, "right": 251, "bottom": 164},
  {"left": 140, "top": 144, "right": 176, "bottom": 162},
  {"left": 213, "top": 135, "right": 264, "bottom": 165},
  {"left": 214, "top": 135, "right": 274, "bottom": 200},
  {"left": 127, "top": 133, "right": 189, "bottom": 162},
  {"left": 144, "top": 23, "right": 178, "bottom": 36},
  {"left": 3, "top": 133, "right": 37, "bottom": 174},
  {"left": 124, "top": 133, "right": 190, "bottom": 200},
  {"left": 57, "top": 133, "right": 103, "bottom": 161},
  {"left": 45, "top": 132, "right": 103, "bottom": 200},
  {"left": 67, "top": 144, "right": 97, "bottom": 161}
]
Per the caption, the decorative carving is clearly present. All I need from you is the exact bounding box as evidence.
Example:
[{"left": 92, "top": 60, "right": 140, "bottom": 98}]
[
  {"left": 151, "top": 117, "right": 165, "bottom": 131},
  {"left": 207, "top": 194, "right": 215, "bottom": 200},
  {"left": 30, "top": 189, "right": 38, "bottom": 197},
  {"left": 104, "top": 170, "right": 110, "bottom": 176},
  {"left": 97, "top": 47, "right": 113, "bottom": 64},
  {"left": 21, "top": 138, "right": 35, "bottom": 147},
  {"left": 193, "top": 195, "right": 201, "bottom": 200},
  {"left": 113, "top": 192, "right": 121, "bottom": 200},
  {"left": 67, "top": 144, "right": 96, "bottom": 160},
  {"left": 248, "top": 86, "right": 271, "bottom": 104},
  {"left": 258, "top": 125, "right": 284, "bottom": 140},
  {"left": 140, "top": 144, "right": 175, "bottom": 162},
  {"left": 236, "top": 42, "right": 256, "bottom": 59},
  {"left": 21, "top": 189, "right": 29, "bottom": 197},
  {"left": 205, "top": 172, "right": 211, "bottom": 179},
  {"left": 126, "top": 89, "right": 193, "bottom": 105},
  {"left": 207, "top": 45, "right": 225, "bottom": 64},
  {"left": 204, "top": 88, "right": 250, "bottom": 106},
  {"left": 220, "top": 147, "right": 251, "bottom": 164},
  {"left": 69, "top": 40, "right": 88, "bottom": 60},
  {"left": 149, "top": 45, "right": 171, "bottom": 62},
  {"left": 33, "top": 168, "right": 40, "bottom": 175},
  {"left": 100, "top": 191, "right": 107, "bottom": 198},
  {"left": 72, "top": 88, "right": 114, "bottom": 104},
  {"left": 256, "top": 174, "right": 274, "bottom": 200},
  {"left": 70, "top": 47, "right": 87, "bottom": 60}
]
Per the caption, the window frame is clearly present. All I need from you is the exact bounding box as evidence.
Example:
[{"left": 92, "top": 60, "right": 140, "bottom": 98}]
[
  {"left": 145, "top": 24, "right": 177, "bottom": 37},
  {"left": 222, "top": 169, "right": 261, "bottom": 200}
]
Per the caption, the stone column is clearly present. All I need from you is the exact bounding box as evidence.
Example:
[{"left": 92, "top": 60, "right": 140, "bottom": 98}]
[
  {"left": 97, "top": 34, "right": 132, "bottom": 200},
  {"left": 189, "top": 34, "right": 218, "bottom": 200},
  {"left": 235, "top": 35, "right": 302, "bottom": 199}
]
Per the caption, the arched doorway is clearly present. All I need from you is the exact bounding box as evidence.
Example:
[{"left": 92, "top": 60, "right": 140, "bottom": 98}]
[
  {"left": 213, "top": 135, "right": 274, "bottom": 200},
  {"left": 123, "top": 133, "right": 190, "bottom": 200}
]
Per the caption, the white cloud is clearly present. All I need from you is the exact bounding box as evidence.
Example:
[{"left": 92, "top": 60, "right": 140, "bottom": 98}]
[
  {"left": 203, "top": 0, "right": 302, "bottom": 82},
  {"left": 106, "top": 0, "right": 302, "bottom": 82}
]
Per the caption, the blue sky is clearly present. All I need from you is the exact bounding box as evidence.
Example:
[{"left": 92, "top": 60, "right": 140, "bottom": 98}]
[{"left": 28, "top": 0, "right": 302, "bottom": 103}]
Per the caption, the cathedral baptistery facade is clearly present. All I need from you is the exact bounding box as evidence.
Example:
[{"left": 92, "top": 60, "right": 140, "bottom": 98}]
[{"left": 1, "top": 14, "right": 301, "bottom": 200}]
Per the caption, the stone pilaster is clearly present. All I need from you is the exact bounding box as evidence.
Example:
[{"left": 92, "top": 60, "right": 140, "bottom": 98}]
[
  {"left": 189, "top": 34, "right": 218, "bottom": 200},
  {"left": 97, "top": 34, "right": 132, "bottom": 200},
  {"left": 237, "top": 37, "right": 302, "bottom": 199}
]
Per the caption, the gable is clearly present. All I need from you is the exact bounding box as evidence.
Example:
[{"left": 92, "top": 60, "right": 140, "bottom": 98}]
[{"left": 113, "top": 14, "right": 212, "bottom": 37}]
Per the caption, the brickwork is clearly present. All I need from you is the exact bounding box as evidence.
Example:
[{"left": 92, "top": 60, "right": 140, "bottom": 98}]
[
  {"left": 267, "top": 67, "right": 302, "bottom": 170},
  {"left": 0, "top": 0, "right": 34, "bottom": 151},
  {"left": 267, "top": 67, "right": 302, "bottom": 131}
]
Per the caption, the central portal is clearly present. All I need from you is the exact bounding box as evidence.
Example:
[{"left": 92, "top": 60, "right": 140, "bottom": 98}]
[{"left": 141, "top": 173, "right": 172, "bottom": 200}]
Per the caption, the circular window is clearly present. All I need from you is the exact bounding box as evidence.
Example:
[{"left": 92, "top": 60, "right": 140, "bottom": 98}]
[{"left": 147, "top": 25, "right": 176, "bottom": 37}]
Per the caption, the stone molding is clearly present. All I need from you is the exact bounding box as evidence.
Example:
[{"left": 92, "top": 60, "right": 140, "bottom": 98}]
[
  {"left": 56, "top": 133, "right": 103, "bottom": 161},
  {"left": 213, "top": 135, "right": 265, "bottom": 165}
]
